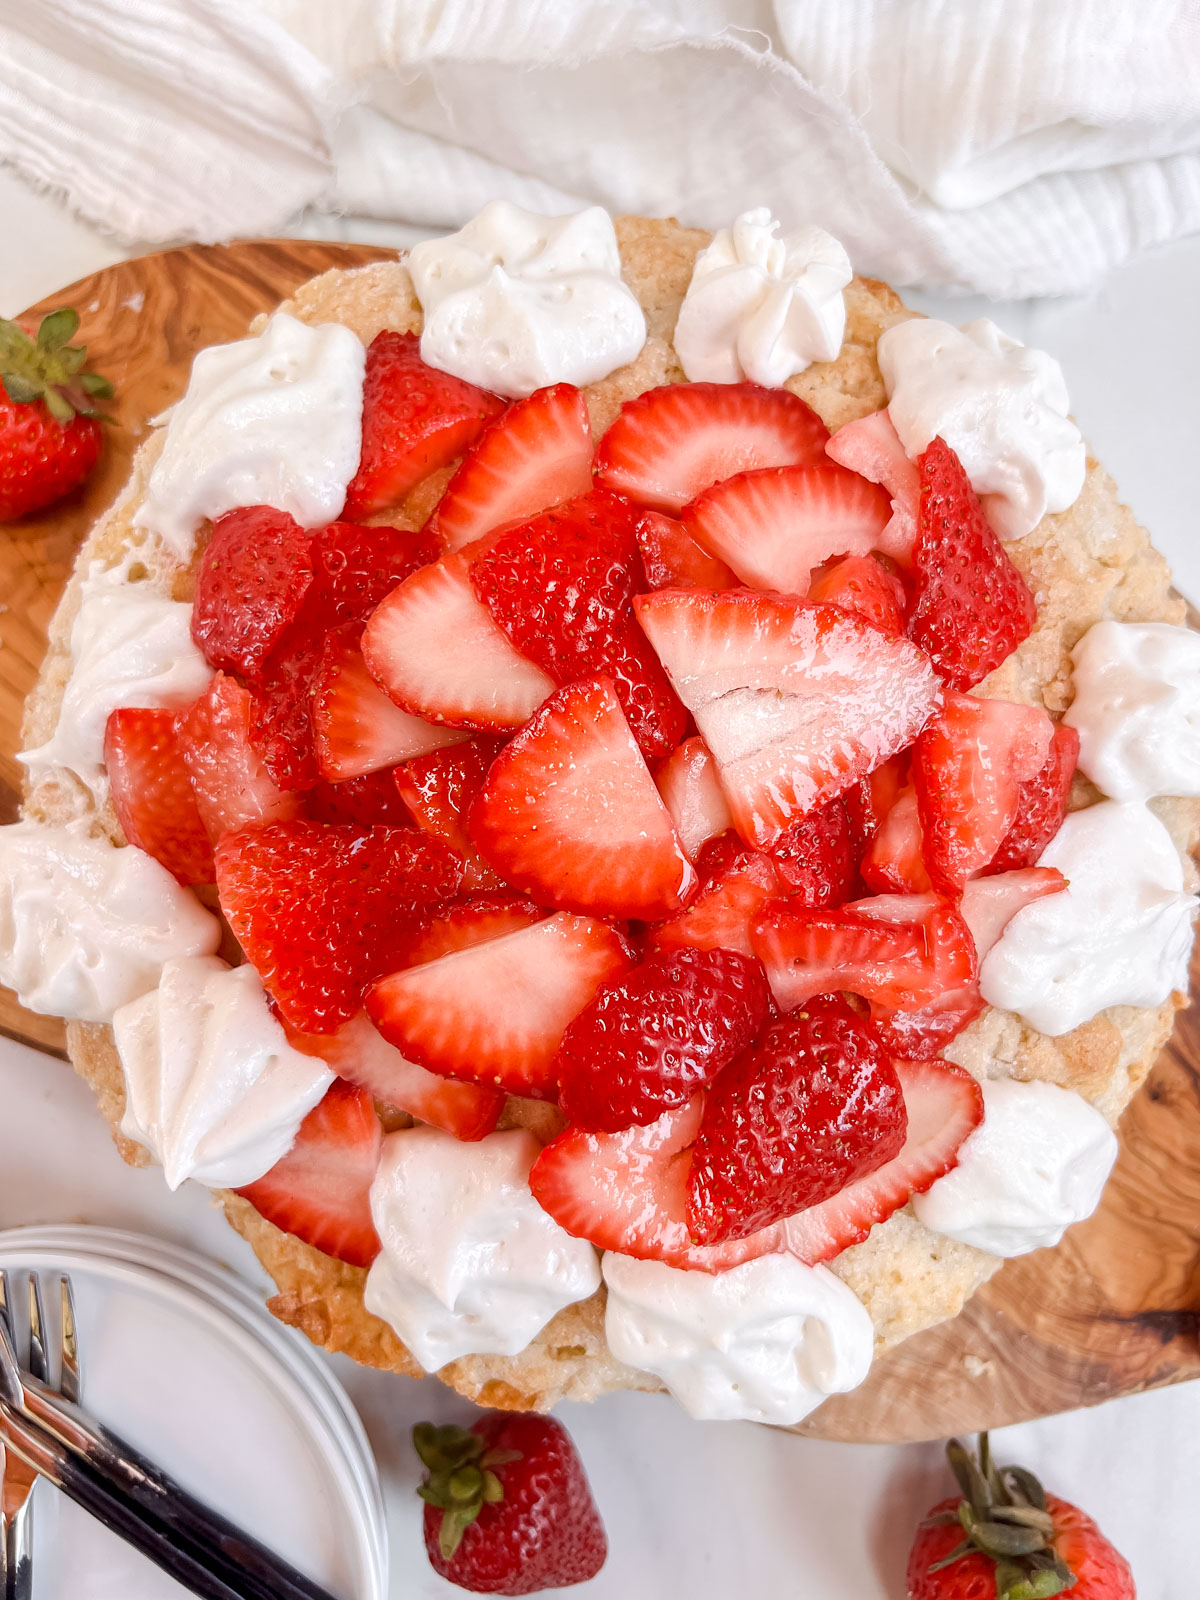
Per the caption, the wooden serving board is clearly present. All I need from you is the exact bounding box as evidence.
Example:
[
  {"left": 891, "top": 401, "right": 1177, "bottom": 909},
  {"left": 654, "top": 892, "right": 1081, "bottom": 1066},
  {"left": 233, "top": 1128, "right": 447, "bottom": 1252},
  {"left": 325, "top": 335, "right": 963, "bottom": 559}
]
[{"left": 2, "top": 241, "right": 1198, "bottom": 1443}]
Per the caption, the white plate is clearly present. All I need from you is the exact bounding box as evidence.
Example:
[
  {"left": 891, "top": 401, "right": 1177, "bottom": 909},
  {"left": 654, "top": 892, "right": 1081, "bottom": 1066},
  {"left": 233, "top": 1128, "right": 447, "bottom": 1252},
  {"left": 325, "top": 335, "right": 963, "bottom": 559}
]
[{"left": 0, "top": 1224, "right": 388, "bottom": 1600}]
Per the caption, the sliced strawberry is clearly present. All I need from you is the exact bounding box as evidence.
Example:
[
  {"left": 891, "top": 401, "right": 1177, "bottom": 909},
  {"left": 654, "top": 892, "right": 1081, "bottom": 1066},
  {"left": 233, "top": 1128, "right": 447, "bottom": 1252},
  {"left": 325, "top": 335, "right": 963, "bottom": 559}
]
[
  {"left": 986, "top": 724, "right": 1079, "bottom": 874},
  {"left": 394, "top": 739, "right": 506, "bottom": 891},
  {"left": 284, "top": 1011, "right": 503, "bottom": 1142},
  {"left": 867, "top": 986, "right": 985, "bottom": 1061},
  {"left": 176, "top": 673, "right": 303, "bottom": 841},
  {"left": 636, "top": 510, "right": 737, "bottom": 591},
  {"left": 311, "top": 627, "right": 467, "bottom": 782},
  {"left": 783, "top": 1060, "right": 984, "bottom": 1264},
  {"left": 683, "top": 465, "right": 890, "bottom": 594},
  {"left": 555, "top": 947, "right": 769, "bottom": 1132},
  {"left": 401, "top": 893, "right": 547, "bottom": 967},
  {"left": 648, "top": 836, "right": 785, "bottom": 960},
  {"left": 431, "top": 383, "right": 594, "bottom": 553},
  {"left": 958, "top": 867, "right": 1068, "bottom": 960},
  {"left": 366, "top": 912, "right": 632, "bottom": 1099},
  {"left": 752, "top": 898, "right": 977, "bottom": 1012},
  {"left": 767, "top": 796, "right": 857, "bottom": 906},
  {"left": 687, "top": 996, "right": 907, "bottom": 1244},
  {"left": 594, "top": 382, "right": 830, "bottom": 512},
  {"left": 247, "top": 630, "right": 325, "bottom": 792},
  {"left": 635, "top": 590, "right": 941, "bottom": 848},
  {"left": 860, "top": 787, "right": 931, "bottom": 893},
  {"left": 469, "top": 677, "right": 696, "bottom": 921},
  {"left": 844, "top": 751, "right": 910, "bottom": 856},
  {"left": 806, "top": 553, "right": 907, "bottom": 637},
  {"left": 654, "top": 736, "right": 733, "bottom": 863},
  {"left": 529, "top": 1095, "right": 793, "bottom": 1272},
  {"left": 191, "top": 506, "right": 313, "bottom": 684},
  {"left": 216, "top": 821, "right": 461, "bottom": 1033},
  {"left": 305, "top": 767, "right": 415, "bottom": 828},
  {"left": 469, "top": 490, "right": 686, "bottom": 760},
  {"left": 343, "top": 331, "right": 503, "bottom": 519},
  {"left": 908, "top": 436, "right": 1037, "bottom": 691},
  {"left": 824, "top": 408, "right": 919, "bottom": 565},
  {"left": 361, "top": 553, "right": 555, "bottom": 732},
  {"left": 104, "top": 707, "right": 214, "bottom": 884},
  {"left": 300, "top": 519, "right": 436, "bottom": 630},
  {"left": 234, "top": 1079, "right": 382, "bottom": 1267},
  {"left": 912, "top": 692, "right": 1054, "bottom": 891}
]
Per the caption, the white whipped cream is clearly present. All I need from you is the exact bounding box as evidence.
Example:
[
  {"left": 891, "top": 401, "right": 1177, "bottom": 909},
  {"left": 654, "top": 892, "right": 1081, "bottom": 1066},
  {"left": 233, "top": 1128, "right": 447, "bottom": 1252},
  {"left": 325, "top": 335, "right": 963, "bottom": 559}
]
[
  {"left": 114, "top": 955, "right": 333, "bottom": 1190},
  {"left": 364, "top": 1126, "right": 601, "bottom": 1370},
  {"left": 0, "top": 821, "right": 219, "bottom": 1022},
  {"left": 407, "top": 202, "right": 646, "bottom": 399},
  {"left": 913, "top": 1078, "right": 1117, "bottom": 1257},
  {"left": 602, "top": 1251, "right": 874, "bottom": 1426},
  {"left": 19, "top": 556, "right": 212, "bottom": 803},
  {"left": 134, "top": 311, "right": 365, "bottom": 559},
  {"left": 877, "top": 316, "right": 1086, "bottom": 540},
  {"left": 674, "top": 208, "right": 851, "bottom": 387},
  {"left": 1065, "top": 620, "right": 1200, "bottom": 803},
  {"left": 980, "top": 800, "right": 1197, "bottom": 1036}
]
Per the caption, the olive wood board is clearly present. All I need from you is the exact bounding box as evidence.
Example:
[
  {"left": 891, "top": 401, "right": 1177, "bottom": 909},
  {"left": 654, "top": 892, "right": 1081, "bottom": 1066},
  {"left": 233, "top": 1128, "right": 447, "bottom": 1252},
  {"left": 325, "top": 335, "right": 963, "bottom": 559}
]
[{"left": 1, "top": 241, "right": 1197, "bottom": 1444}]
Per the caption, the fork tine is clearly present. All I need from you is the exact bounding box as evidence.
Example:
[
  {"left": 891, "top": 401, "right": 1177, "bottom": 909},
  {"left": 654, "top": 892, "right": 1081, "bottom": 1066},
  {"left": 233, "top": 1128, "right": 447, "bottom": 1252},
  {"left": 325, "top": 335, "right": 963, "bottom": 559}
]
[
  {"left": 0, "top": 1273, "right": 23, "bottom": 1408},
  {"left": 25, "top": 1277, "right": 49, "bottom": 1387},
  {"left": 59, "top": 1278, "right": 80, "bottom": 1405}
]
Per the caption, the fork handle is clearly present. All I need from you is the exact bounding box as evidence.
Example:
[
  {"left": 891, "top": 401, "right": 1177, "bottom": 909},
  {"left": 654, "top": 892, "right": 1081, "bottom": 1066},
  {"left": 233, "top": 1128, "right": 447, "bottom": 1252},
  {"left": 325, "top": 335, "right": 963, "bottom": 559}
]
[{"left": 3, "top": 1502, "right": 33, "bottom": 1600}]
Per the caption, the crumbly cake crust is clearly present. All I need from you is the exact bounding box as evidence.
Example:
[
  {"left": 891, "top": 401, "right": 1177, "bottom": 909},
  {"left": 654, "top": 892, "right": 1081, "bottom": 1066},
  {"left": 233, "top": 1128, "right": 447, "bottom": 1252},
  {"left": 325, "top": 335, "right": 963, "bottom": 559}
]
[{"left": 22, "top": 216, "right": 1199, "bottom": 1411}]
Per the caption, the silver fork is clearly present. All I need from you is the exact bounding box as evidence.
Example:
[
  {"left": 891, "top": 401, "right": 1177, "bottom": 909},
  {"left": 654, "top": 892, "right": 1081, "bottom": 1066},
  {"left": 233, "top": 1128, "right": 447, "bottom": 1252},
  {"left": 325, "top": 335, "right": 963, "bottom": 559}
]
[{"left": 0, "top": 1275, "right": 78, "bottom": 1600}]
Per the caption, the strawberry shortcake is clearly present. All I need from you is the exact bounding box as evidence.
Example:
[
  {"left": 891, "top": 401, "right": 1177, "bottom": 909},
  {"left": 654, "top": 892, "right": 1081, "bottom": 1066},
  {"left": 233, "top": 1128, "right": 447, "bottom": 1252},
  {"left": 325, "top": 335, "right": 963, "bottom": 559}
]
[{"left": 5, "top": 204, "right": 1199, "bottom": 1428}]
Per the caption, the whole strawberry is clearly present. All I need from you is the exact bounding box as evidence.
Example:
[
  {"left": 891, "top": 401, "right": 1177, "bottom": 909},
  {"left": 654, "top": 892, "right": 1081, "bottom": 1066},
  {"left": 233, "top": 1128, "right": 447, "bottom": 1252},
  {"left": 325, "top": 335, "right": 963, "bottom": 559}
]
[
  {"left": 415, "top": 1413, "right": 607, "bottom": 1595},
  {"left": 0, "top": 308, "right": 112, "bottom": 520},
  {"left": 907, "top": 1434, "right": 1135, "bottom": 1599}
]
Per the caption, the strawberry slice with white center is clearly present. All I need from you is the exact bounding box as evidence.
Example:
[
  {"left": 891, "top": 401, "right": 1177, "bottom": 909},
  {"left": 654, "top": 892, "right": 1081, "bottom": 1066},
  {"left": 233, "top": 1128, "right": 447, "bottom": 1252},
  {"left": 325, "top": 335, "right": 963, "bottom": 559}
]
[
  {"left": 636, "top": 510, "right": 737, "bottom": 591},
  {"left": 860, "top": 786, "right": 931, "bottom": 894},
  {"left": 469, "top": 677, "right": 696, "bottom": 920},
  {"left": 361, "top": 552, "right": 555, "bottom": 733},
  {"left": 234, "top": 1079, "right": 383, "bottom": 1268},
  {"left": 958, "top": 867, "right": 1067, "bottom": 961},
  {"left": 594, "top": 382, "right": 830, "bottom": 512},
  {"left": 752, "top": 896, "right": 977, "bottom": 1012},
  {"left": 648, "top": 834, "right": 786, "bottom": 960},
  {"left": 912, "top": 691, "right": 1055, "bottom": 891},
  {"left": 394, "top": 740, "right": 507, "bottom": 892},
  {"left": 806, "top": 553, "right": 907, "bottom": 637},
  {"left": 175, "top": 673, "right": 303, "bottom": 842},
  {"left": 682, "top": 465, "right": 891, "bottom": 594},
  {"left": 105, "top": 707, "right": 214, "bottom": 885},
  {"left": 311, "top": 627, "right": 468, "bottom": 782},
  {"left": 824, "top": 408, "right": 919, "bottom": 565},
  {"left": 782, "top": 1060, "right": 984, "bottom": 1265},
  {"left": 366, "top": 911, "right": 632, "bottom": 1099},
  {"left": 431, "top": 383, "right": 595, "bottom": 553},
  {"left": 635, "top": 590, "right": 942, "bottom": 849},
  {"left": 284, "top": 1011, "right": 504, "bottom": 1143},
  {"left": 529, "top": 1094, "right": 793, "bottom": 1272},
  {"left": 401, "top": 893, "right": 547, "bottom": 967},
  {"left": 654, "top": 736, "right": 733, "bottom": 863}
]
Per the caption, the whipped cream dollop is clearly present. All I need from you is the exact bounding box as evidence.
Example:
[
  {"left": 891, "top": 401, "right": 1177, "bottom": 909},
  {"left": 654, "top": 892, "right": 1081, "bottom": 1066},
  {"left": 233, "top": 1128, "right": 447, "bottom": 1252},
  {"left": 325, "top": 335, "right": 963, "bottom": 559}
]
[
  {"left": 364, "top": 1126, "right": 601, "bottom": 1371},
  {"left": 877, "top": 316, "right": 1086, "bottom": 540},
  {"left": 980, "top": 800, "right": 1197, "bottom": 1036},
  {"left": 1065, "top": 620, "right": 1200, "bottom": 803},
  {"left": 602, "top": 1251, "right": 874, "bottom": 1426},
  {"left": 674, "top": 208, "right": 851, "bottom": 387},
  {"left": 913, "top": 1078, "right": 1117, "bottom": 1256},
  {"left": 134, "top": 311, "right": 365, "bottom": 560},
  {"left": 19, "top": 556, "right": 212, "bottom": 803},
  {"left": 0, "top": 822, "right": 219, "bottom": 1022},
  {"left": 115, "top": 955, "right": 333, "bottom": 1190},
  {"left": 407, "top": 202, "right": 647, "bottom": 399}
]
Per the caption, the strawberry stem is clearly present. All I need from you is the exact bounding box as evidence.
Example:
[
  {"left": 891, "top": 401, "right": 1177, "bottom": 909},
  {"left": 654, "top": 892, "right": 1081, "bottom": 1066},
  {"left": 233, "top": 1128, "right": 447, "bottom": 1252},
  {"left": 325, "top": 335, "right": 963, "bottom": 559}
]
[
  {"left": 0, "top": 308, "right": 114, "bottom": 422},
  {"left": 413, "top": 1421, "right": 523, "bottom": 1561}
]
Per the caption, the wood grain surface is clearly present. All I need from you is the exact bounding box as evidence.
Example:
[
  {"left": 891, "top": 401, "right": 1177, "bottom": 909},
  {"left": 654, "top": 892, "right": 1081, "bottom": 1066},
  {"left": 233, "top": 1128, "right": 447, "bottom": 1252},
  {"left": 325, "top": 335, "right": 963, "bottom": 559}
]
[{"left": 1, "top": 240, "right": 1198, "bottom": 1442}]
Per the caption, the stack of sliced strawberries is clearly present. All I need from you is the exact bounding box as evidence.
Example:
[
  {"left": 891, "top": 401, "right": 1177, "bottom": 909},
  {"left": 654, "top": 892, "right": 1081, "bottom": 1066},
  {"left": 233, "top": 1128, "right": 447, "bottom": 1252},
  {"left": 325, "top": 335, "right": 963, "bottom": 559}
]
[{"left": 106, "top": 331, "right": 1079, "bottom": 1280}]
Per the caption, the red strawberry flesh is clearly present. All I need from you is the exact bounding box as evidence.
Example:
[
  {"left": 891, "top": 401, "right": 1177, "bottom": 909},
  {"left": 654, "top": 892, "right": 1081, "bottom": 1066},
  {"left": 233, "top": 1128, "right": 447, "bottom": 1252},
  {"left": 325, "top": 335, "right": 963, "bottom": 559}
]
[{"left": 105, "top": 706, "right": 214, "bottom": 884}]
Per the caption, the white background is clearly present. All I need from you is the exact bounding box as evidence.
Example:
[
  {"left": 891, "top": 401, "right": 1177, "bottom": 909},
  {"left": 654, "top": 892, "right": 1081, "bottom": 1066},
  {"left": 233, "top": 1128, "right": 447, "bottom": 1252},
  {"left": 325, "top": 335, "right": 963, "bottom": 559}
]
[{"left": 1, "top": 174, "right": 1199, "bottom": 1598}]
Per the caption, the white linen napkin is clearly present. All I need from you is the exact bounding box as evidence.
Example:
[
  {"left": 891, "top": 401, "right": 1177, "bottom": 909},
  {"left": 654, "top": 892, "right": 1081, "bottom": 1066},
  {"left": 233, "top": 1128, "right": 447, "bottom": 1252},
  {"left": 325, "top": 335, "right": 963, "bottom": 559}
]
[{"left": 1, "top": 0, "right": 1198, "bottom": 297}]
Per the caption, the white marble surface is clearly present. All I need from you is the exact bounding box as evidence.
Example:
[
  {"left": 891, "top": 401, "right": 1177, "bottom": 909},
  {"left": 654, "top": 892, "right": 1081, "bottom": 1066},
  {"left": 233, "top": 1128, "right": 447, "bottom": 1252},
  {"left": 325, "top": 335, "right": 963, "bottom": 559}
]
[{"left": 2, "top": 178, "right": 1199, "bottom": 1597}]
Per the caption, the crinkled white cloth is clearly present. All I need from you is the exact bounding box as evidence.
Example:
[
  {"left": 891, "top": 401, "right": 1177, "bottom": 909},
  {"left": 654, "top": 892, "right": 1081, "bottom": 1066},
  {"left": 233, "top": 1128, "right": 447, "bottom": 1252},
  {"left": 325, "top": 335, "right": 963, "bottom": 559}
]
[{"left": 1, "top": 0, "right": 1198, "bottom": 296}]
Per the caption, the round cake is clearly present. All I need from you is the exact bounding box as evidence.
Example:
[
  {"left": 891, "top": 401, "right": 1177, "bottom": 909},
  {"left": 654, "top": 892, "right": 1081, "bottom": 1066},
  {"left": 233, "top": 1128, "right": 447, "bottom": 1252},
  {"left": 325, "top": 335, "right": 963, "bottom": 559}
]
[{"left": 10, "top": 209, "right": 1199, "bottom": 1422}]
